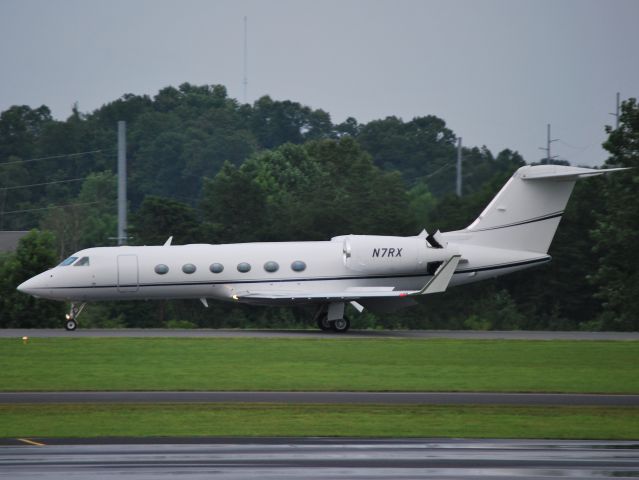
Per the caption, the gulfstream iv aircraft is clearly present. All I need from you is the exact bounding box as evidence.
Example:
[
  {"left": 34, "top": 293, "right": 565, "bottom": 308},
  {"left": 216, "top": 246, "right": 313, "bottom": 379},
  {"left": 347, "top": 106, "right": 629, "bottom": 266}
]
[{"left": 18, "top": 165, "right": 626, "bottom": 332}]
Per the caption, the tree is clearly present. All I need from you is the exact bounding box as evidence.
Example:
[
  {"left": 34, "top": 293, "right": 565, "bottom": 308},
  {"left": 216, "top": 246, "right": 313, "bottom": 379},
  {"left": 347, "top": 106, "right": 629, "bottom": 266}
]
[
  {"left": 201, "top": 138, "right": 415, "bottom": 245},
  {"left": 200, "top": 161, "right": 268, "bottom": 243},
  {"left": 131, "top": 196, "right": 199, "bottom": 246},
  {"left": 407, "top": 181, "right": 437, "bottom": 229},
  {"left": 335, "top": 117, "right": 360, "bottom": 137},
  {"left": 0, "top": 105, "right": 53, "bottom": 159},
  {"left": 40, "top": 171, "right": 117, "bottom": 258},
  {"left": 0, "top": 230, "right": 64, "bottom": 327},
  {"left": 249, "top": 96, "right": 334, "bottom": 149},
  {"left": 0, "top": 159, "right": 32, "bottom": 230},
  {"left": 356, "top": 115, "right": 457, "bottom": 192},
  {"left": 589, "top": 98, "right": 639, "bottom": 330}
]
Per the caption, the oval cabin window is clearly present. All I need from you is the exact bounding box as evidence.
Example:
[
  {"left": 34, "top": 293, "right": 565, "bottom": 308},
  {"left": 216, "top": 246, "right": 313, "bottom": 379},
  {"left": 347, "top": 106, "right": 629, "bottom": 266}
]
[
  {"left": 210, "top": 263, "right": 224, "bottom": 274},
  {"left": 182, "top": 263, "right": 196, "bottom": 274},
  {"left": 264, "top": 261, "right": 279, "bottom": 273},
  {"left": 155, "top": 264, "right": 169, "bottom": 275},
  {"left": 291, "top": 260, "right": 306, "bottom": 272},
  {"left": 237, "top": 262, "right": 251, "bottom": 273}
]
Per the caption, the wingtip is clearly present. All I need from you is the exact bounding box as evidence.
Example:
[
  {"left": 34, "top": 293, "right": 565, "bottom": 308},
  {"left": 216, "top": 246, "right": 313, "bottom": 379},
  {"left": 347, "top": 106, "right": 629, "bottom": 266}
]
[{"left": 415, "top": 255, "right": 461, "bottom": 295}]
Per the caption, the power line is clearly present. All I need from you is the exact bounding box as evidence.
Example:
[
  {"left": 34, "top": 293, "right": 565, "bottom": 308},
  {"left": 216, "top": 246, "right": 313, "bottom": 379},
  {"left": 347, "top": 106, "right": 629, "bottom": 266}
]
[
  {"left": 0, "top": 177, "right": 86, "bottom": 191},
  {"left": 558, "top": 139, "right": 593, "bottom": 151},
  {"left": 0, "top": 149, "right": 112, "bottom": 167},
  {"left": 423, "top": 162, "right": 454, "bottom": 180},
  {"left": 1, "top": 201, "right": 101, "bottom": 215}
]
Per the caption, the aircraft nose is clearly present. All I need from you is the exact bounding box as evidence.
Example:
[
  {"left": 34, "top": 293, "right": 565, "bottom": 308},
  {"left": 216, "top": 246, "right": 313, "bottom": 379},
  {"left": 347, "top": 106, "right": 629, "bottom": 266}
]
[{"left": 17, "top": 276, "right": 44, "bottom": 296}]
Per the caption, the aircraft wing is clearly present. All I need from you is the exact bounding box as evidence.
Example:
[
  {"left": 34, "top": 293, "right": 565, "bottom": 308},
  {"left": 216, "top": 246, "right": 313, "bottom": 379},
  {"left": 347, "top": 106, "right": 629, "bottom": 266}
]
[{"left": 235, "top": 255, "right": 461, "bottom": 302}]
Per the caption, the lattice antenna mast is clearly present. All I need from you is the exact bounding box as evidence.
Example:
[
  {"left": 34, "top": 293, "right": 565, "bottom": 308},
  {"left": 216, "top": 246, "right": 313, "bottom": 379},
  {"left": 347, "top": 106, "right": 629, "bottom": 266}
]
[
  {"left": 243, "top": 16, "right": 248, "bottom": 103},
  {"left": 539, "top": 123, "right": 559, "bottom": 163}
]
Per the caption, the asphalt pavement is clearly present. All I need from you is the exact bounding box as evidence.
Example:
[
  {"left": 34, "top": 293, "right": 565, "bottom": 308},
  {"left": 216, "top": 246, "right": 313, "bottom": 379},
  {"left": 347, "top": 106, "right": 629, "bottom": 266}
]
[
  {"left": 2, "top": 391, "right": 638, "bottom": 406},
  {"left": 1, "top": 438, "right": 638, "bottom": 479}
]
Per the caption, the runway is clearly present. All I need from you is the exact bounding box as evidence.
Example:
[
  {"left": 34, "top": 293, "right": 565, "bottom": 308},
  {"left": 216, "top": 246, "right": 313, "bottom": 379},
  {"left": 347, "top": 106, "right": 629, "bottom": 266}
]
[
  {"left": 2, "top": 391, "right": 638, "bottom": 406},
  {"left": 1, "top": 438, "right": 638, "bottom": 479},
  {"left": 2, "top": 328, "right": 639, "bottom": 340}
]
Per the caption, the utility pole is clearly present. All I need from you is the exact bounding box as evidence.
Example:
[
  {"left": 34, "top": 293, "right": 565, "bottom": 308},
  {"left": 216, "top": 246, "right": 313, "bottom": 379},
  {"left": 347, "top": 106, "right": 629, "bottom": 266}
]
[
  {"left": 117, "top": 121, "right": 127, "bottom": 245},
  {"left": 456, "top": 137, "right": 462, "bottom": 197},
  {"left": 243, "top": 16, "right": 248, "bottom": 103},
  {"left": 609, "top": 92, "right": 620, "bottom": 129},
  {"left": 0, "top": 188, "right": 6, "bottom": 230},
  {"left": 539, "top": 123, "right": 558, "bottom": 163}
]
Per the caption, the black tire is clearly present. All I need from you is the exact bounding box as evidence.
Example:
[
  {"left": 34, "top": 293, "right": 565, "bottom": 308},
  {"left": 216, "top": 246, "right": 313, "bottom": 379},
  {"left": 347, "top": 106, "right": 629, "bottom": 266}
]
[
  {"left": 317, "top": 314, "right": 331, "bottom": 331},
  {"left": 65, "top": 319, "right": 77, "bottom": 331},
  {"left": 331, "top": 317, "right": 350, "bottom": 333}
]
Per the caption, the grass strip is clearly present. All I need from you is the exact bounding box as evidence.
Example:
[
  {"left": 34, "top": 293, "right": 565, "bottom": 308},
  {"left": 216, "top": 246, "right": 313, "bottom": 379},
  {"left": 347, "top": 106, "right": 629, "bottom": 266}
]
[
  {"left": 1, "top": 338, "right": 637, "bottom": 393},
  {"left": 0, "top": 404, "right": 637, "bottom": 439}
]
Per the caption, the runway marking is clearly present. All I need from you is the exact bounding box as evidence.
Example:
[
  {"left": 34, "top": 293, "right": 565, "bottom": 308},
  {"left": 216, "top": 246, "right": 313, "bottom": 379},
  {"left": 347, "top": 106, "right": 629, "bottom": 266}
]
[{"left": 17, "top": 438, "right": 45, "bottom": 447}]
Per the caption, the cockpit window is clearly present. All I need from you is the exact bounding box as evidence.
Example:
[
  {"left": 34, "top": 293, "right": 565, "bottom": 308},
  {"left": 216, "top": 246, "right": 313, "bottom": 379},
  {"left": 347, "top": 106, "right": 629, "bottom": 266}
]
[
  {"left": 58, "top": 256, "right": 78, "bottom": 266},
  {"left": 74, "top": 257, "right": 90, "bottom": 267}
]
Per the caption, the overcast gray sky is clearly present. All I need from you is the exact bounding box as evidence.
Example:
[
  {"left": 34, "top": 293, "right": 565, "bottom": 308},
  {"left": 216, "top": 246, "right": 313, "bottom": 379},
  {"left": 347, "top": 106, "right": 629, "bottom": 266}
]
[{"left": 1, "top": 0, "right": 637, "bottom": 166}]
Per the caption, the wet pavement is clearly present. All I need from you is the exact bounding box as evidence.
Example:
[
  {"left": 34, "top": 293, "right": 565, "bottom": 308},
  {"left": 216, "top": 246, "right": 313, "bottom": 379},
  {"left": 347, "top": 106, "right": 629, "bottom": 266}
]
[{"left": 1, "top": 438, "right": 638, "bottom": 479}]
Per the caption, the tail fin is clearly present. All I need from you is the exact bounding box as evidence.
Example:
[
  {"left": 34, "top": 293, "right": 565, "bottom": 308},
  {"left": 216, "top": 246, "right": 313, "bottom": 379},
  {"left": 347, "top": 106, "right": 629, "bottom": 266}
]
[{"left": 458, "top": 165, "right": 627, "bottom": 253}]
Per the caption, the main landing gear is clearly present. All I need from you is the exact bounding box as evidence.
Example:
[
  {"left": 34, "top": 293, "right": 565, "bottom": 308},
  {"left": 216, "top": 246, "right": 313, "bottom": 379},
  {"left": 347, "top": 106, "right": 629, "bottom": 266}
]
[
  {"left": 65, "top": 302, "right": 86, "bottom": 331},
  {"left": 313, "top": 304, "right": 351, "bottom": 333}
]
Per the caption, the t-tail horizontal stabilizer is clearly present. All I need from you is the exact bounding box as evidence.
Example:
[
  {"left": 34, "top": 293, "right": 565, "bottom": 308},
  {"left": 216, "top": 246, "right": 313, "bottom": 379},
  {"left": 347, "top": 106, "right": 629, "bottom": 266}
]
[
  {"left": 412, "top": 255, "right": 461, "bottom": 295},
  {"left": 519, "top": 166, "right": 630, "bottom": 181}
]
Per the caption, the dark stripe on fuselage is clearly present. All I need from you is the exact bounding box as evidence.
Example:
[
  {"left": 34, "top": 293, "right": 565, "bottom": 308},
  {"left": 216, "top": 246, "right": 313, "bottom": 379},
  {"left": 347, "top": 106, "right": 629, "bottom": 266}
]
[
  {"left": 44, "top": 256, "right": 551, "bottom": 291},
  {"left": 470, "top": 211, "right": 564, "bottom": 232}
]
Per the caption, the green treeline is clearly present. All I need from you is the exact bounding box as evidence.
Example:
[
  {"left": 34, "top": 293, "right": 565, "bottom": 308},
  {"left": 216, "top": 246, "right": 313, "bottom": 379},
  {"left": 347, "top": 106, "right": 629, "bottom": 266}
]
[{"left": 0, "top": 84, "right": 637, "bottom": 330}]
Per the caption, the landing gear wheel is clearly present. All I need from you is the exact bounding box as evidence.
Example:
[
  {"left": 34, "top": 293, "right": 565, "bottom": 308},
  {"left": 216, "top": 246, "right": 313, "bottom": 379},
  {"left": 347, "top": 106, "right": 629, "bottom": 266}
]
[
  {"left": 317, "top": 314, "right": 331, "bottom": 331},
  {"left": 64, "top": 302, "right": 86, "bottom": 331},
  {"left": 331, "top": 317, "right": 350, "bottom": 333}
]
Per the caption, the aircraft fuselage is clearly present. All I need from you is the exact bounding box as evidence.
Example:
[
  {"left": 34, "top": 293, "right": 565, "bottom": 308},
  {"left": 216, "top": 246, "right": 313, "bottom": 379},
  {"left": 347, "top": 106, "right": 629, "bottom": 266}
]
[
  {"left": 19, "top": 235, "right": 548, "bottom": 304},
  {"left": 18, "top": 165, "right": 625, "bottom": 332}
]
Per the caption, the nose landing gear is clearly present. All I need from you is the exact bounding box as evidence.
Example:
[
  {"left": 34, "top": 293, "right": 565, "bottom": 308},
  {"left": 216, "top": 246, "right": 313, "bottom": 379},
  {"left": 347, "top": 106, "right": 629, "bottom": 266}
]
[{"left": 65, "top": 303, "right": 86, "bottom": 331}]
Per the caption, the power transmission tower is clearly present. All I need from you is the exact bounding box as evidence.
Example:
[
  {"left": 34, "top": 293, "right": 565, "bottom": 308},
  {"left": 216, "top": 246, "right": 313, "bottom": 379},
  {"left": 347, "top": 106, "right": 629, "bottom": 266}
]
[{"left": 539, "top": 123, "right": 558, "bottom": 163}]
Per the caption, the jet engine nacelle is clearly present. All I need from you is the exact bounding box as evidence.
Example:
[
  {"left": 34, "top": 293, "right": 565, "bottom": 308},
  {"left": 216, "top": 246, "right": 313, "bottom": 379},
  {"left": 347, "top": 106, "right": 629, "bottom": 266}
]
[{"left": 332, "top": 234, "right": 455, "bottom": 275}]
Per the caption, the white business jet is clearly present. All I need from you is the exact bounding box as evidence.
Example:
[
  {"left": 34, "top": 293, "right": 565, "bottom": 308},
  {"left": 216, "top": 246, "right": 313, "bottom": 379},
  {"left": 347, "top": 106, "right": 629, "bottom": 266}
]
[{"left": 17, "top": 164, "right": 626, "bottom": 332}]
